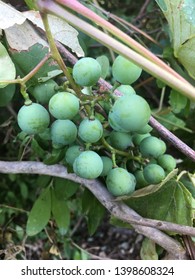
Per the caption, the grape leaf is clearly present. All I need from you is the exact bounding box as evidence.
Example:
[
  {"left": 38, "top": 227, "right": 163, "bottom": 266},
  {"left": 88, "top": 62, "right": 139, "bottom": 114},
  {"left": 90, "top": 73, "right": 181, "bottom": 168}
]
[
  {"left": 26, "top": 187, "right": 51, "bottom": 236},
  {"left": 156, "top": 0, "right": 195, "bottom": 78},
  {"left": 82, "top": 189, "right": 105, "bottom": 236},
  {"left": 5, "top": 21, "right": 47, "bottom": 51},
  {"left": 53, "top": 178, "right": 79, "bottom": 200},
  {"left": 182, "top": 0, "right": 195, "bottom": 26},
  {"left": 169, "top": 89, "right": 188, "bottom": 113},
  {"left": 0, "top": 42, "right": 16, "bottom": 88},
  {"left": 177, "top": 36, "right": 195, "bottom": 79},
  {"left": 0, "top": 84, "right": 15, "bottom": 106},
  {"left": 10, "top": 43, "right": 59, "bottom": 87},
  {"left": 125, "top": 180, "right": 193, "bottom": 226},
  {"left": 24, "top": 11, "right": 84, "bottom": 57},
  {"left": 51, "top": 189, "right": 70, "bottom": 235}
]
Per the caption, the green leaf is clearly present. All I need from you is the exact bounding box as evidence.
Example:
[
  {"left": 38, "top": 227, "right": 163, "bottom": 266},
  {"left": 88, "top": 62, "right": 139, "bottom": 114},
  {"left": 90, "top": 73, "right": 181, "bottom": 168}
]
[
  {"left": 26, "top": 187, "right": 51, "bottom": 236},
  {"left": 53, "top": 178, "right": 79, "bottom": 200},
  {"left": 169, "top": 90, "right": 188, "bottom": 114},
  {"left": 24, "top": 0, "right": 38, "bottom": 10},
  {"left": 51, "top": 189, "right": 70, "bottom": 235},
  {"left": 177, "top": 36, "right": 195, "bottom": 79},
  {"left": 0, "top": 84, "right": 15, "bottom": 107},
  {"left": 156, "top": 0, "right": 195, "bottom": 77},
  {"left": 11, "top": 43, "right": 59, "bottom": 87},
  {"left": 31, "top": 138, "right": 46, "bottom": 158},
  {"left": 0, "top": 42, "right": 16, "bottom": 88},
  {"left": 158, "top": 112, "right": 186, "bottom": 131},
  {"left": 96, "top": 55, "right": 110, "bottom": 79},
  {"left": 140, "top": 238, "right": 158, "bottom": 260},
  {"left": 155, "top": 0, "right": 167, "bottom": 11},
  {"left": 182, "top": 0, "right": 195, "bottom": 26},
  {"left": 125, "top": 180, "right": 193, "bottom": 226},
  {"left": 82, "top": 189, "right": 105, "bottom": 235},
  {"left": 43, "top": 148, "right": 65, "bottom": 165}
]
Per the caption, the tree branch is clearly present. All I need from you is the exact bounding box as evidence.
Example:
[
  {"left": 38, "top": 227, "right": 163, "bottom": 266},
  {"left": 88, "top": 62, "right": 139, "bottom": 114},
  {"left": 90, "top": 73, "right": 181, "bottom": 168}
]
[{"left": 0, "top": 160, "right": 191, "bottom": 259}]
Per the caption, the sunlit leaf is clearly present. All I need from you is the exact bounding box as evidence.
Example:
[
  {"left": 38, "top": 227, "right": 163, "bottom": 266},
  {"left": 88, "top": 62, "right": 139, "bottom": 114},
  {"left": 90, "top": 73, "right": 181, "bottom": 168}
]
[
  {"left": 125, "top": 180, "right": 193, "bottom": 226},
  {"left": 0, "top": 42, "right": 16, "bottom": 87}
]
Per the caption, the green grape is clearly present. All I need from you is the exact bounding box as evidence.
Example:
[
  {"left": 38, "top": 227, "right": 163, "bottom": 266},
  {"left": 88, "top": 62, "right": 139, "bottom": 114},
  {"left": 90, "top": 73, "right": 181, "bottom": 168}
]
[
  {"left": 134, "top": 170, "right": 148, "bottom": 189},
  {"left": 49, "top": 91, "right": 79, "bottom": 120},
  {"left": 31, "top": 80, "right": 57, "bottom": 104},
  {"left": 78, "top": 118, "right": 103, "bottom": 143},
  {"left": 17, "top": 103, "right": 50, "bottom": 135},
  {"left": 65, "top": 145, "right": 83, "bottom": 166},
  {"left": 136, "top": 124, "right": 153, "bottom": 134},
  {"left": 106, "top": 168, "right": 136, "bottom": 196},
  {"left": 100, "top": 156, "right": 113, "bottom": 176},
  {"left": 112, "top": 55, "right": 142, "bottom": 84},
  {"left": 0, "top": 84, "right": 15, "bottom": 107},
  {"left": 51, "top": 119, "right": 77, "bottom": 147},
  {"left": 140, "top": 136, "right": 166, "bottom": 158},
  {"left": 109, "top": 131, "right": 133, "bottom": 150},
  {"left": 113, "top": 85, "right": 136, "bottom": 99},
  {"left": 158, "top": 154, "right": 176, "bottom": 172},
  {"left": 132, "top": 133, "right": 151, "bottom": 146},
  {"left": 73, "top": 151, "right": 103, "bottom": 179},
  {"left": 108, "top": 95, "right": 151, "bottom": 132},
  {"left": 108, "top": 110, "right": 129, "bottom": 132},
  {"left": 143, "top": 164, "right": 165, "bottom": 184},
  {"left": 72, "top": 57, "right": 101, "bottom": 86}
]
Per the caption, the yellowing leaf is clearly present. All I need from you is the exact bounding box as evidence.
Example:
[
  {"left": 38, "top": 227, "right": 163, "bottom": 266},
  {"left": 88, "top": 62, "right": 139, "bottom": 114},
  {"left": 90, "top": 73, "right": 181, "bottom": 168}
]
[
  {"left": 0, "top": 42, "right": 16, "bottom": 88},
  {"left": 0, "top": 0, "right": 26, "bottom": 29}
]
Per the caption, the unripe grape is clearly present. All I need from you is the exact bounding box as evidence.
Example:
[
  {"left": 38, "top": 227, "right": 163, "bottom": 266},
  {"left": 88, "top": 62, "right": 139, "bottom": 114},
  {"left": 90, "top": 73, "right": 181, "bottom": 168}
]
[
  {"left": 134, "top": 170, "right": 148, "bottom": 189},
  {"left": 140, "top": 136, "right": 166, "bottom": 158},
  {"left": 17, "top": 103, "right": 50, "bottom": 135},
  {"left": 49, "top": 91, "right": 79, "bottom": 120},
  {"left": 112, "top": 55, "right": 142, "bottom": 84},
  {"left": 158, "top": 154, "right": 176, "bottom": 172},
  {"left": 132, "top": 133, "right": 151, "bottom": 146},
  {"left": 136, "top": 124, "right": 153, "bottom": 134},
  {"left": 65, "top": 145, "right": 83, "bottom": 166},
  {"left": 113, "top": 85, "right": 136, "bottom": 99},
  {"left": 78, "top": 118, "right": 103, "bottom": 143},
  {"left": 100, "top": 156, "right": 113, "bottom": 177},
  {"left": 108, "top": 95, "right": 151, "bottom": 132},
  {"left": 106, "top": 168, "right": 136, "bottom": 196},
  {"left": 109, "top": 131, "right": 133, "bottom": 150},
  {"left": 73, "top": 57, "right": 101, "bottom": 86},
  {"left": 143, "top": 164, "right": 165, "bottom": 184},
  {"left": 32, "top": 80, "right": 57, "bottom": 104},
  {"left": 73, "top": 151, "right": 103, "bottom": 179},
  {"left": 51, "top": 120, "right": 77, "bottom": 147}
]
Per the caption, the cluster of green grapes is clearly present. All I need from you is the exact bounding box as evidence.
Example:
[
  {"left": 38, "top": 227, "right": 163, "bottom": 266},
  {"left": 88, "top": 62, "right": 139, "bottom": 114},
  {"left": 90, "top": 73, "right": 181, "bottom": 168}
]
[{"left": 17, "top": 55, "right": 176, "bottom": 197}]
